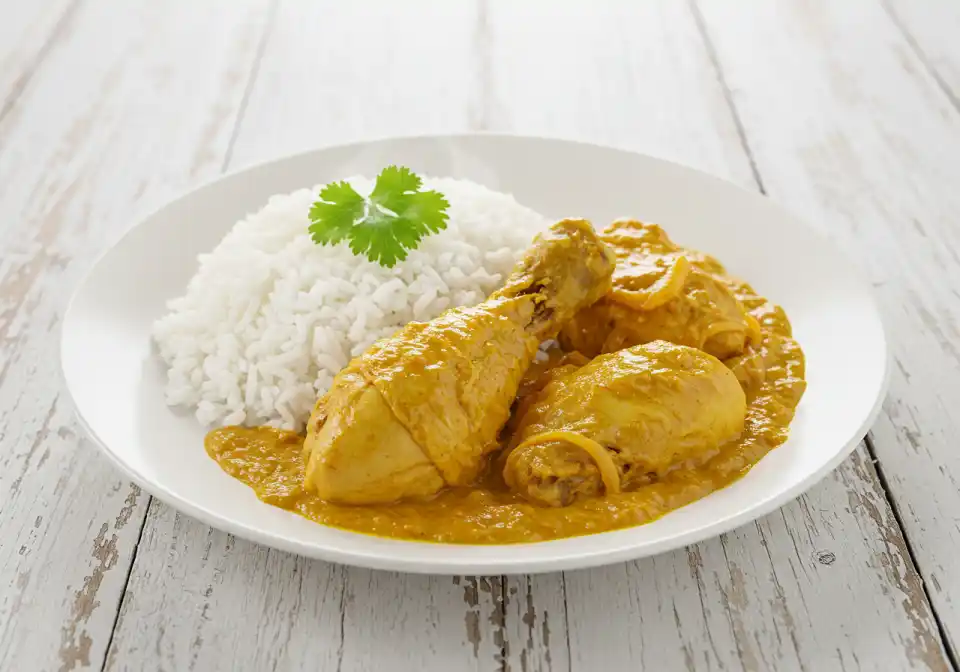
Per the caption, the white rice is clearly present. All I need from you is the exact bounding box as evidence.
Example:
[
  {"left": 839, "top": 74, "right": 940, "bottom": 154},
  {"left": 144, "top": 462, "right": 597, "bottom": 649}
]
[{"left": 152, "top": 177, "right": 549, "bottom": 430}]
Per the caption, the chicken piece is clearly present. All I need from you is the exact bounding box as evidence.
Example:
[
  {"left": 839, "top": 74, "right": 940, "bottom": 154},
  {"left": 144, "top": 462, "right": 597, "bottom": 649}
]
[
  {"left": 303, "top": 219, "right": 616, "bottom": 504},
  {"left": 301, "top": 359, "right": 446, "bottom": 503},
  {"left": 503, "top": 340, "right": 747, "bottom": 507},
  {"left": 559, "top": 219, "right": 760, "bottom": 360}
]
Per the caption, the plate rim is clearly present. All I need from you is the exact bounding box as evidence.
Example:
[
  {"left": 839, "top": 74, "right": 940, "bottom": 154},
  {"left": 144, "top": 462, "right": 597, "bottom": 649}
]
[{"left": 59, "top": 132, "right": 891, "bottom": 575}]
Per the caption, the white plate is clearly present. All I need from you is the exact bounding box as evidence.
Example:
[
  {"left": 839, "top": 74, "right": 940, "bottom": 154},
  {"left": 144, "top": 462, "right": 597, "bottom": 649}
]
[{"left": 61, "top": 134, "right": 888, "bottom": 575}]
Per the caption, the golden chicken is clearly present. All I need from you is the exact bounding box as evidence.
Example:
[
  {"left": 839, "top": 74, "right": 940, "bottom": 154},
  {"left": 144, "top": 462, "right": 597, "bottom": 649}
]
[
  {"left": 559, "top": 219, "right": 760, "bottom": 360},
  {"left": 503, "top": 340, "right": 746, "bottom": 507},
  {"left": 302, "top": 219, "right": 616, "bottom": 504}
]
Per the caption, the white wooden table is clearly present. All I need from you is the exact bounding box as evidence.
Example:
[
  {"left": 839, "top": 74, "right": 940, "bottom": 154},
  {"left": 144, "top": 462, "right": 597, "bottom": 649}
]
[{"left": 3, "top": 1, "right": 960, "bottom": 670}]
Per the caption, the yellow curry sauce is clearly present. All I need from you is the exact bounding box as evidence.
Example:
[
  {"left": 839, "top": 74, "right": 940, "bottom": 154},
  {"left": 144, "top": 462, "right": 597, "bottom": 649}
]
[{"left": 205, "top": 280, "right": 805, "bottom": 545}]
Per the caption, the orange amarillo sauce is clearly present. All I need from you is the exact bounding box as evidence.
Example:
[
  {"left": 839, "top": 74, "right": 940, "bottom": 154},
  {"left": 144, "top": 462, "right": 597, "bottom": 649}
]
[{"left": 205, "top": 284, "right": 805, "bottom": 545}]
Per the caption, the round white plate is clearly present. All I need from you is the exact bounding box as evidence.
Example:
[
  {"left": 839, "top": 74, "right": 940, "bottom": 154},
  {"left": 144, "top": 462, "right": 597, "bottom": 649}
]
[{"left": 61, "top": 134, "right": 888, "bottom": 575}]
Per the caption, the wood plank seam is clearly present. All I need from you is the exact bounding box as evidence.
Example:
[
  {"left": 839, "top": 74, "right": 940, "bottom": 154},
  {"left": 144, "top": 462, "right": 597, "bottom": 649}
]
[
  {"left": 687, "top": 0, "right": 767, "bottom": 195},
  {"left": 335, "top": 577, "right": 346, "bottom": 671},
  {"left": 97, "top": 505, "right": 150, "bottom": 672},
  {"left": 879, "top": 0, "right": 960, "bottom": 115},
  {"left": 560, "top": 576, "right": 572, "bottom": 670},
  {"left": 498, "top": 574, "right": 508, "bottom": 672},
  {"left": 0, "top": 0, "right": 84, "bottom": 126},
  {"left": 865, "top": 434, "right": 960, "bottom": 670},
  {"left": 221, "top": 0, "right": 281, "bottom": 172},
  {"left": 471, "top": 0, "right": 492, "bottom": 132}
]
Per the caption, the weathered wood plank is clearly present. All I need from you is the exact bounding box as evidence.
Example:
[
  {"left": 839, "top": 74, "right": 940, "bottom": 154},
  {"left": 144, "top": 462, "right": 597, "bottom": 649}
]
[
  {"left": 882, "top": 0, "right": 960, "bottom": 108},
  {"left": 696, "top": 0, "right": 960, "bottom": 663},
  {"left": 102, "top": 1, "right": 950, "bottom": 670},
  {"left": 0, "top": 1, "right": 271, "bottom": 670},
  {"left": 105, "top": 3, "right": 506, "bottom": 671},
  {"left": 484, "top": 2, "right": 949, "bottom": 670},
  {"left": 225, "top": 0, "right": 481, "bottom": 169},
  {"left": 6, "top": 0, "right": 952, "bottom": 670},
  {"left": 110, "top": 1, "right": 948, "bottom": 671},
  {"left": 105, "top": 505, "right": 346, "bottom": 672},
  {"left": 560, "top": 451, "right": 945, "bottom": 671},
  {"left": 0, "top": 0, "right": 80, "bottom": 122}
]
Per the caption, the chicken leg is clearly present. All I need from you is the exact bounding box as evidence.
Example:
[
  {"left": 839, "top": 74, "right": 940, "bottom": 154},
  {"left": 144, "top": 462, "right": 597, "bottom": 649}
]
[
  {"left": 559, "top": 219, "right": 760, "bottom": 360},
  {"left": 303, "top": 219, "right": 616, "bottom": 504},
  {"left": 503, "top": 340, "right": 747, "bottom": 506}
]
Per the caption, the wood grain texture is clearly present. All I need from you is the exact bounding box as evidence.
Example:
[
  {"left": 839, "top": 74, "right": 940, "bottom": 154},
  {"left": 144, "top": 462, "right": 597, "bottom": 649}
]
[
  {"left": 486, "top": 2, "right": 949, "bottom": 670},
  {"left": 105, "top": 4, "right": 506, "bottom": 671},
  {"left": 696, "top": 0, "right": 960, "bottom": 663},
  {"left": 0, "top": 0, "right": 80, "bottom": 123},
  {"left": 225, "top": 0, "right": 481, "bottom": 169},
  {"left": 104, "top": 1, "right": 948, "bottom": 671},
  {"left": 881, "top": 0, "right": 960, "bottom": 109},
  {"left": 2, "top": 0, "right": 957, "bottom": 670},
  {"left": 0, "top": 1, "right": 271, "bottom": 670}
]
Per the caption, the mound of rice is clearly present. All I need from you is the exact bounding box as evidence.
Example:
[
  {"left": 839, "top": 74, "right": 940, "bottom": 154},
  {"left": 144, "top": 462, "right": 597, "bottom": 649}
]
[{"left": 152, "top": 177, "right": 550, "bottom": 429}]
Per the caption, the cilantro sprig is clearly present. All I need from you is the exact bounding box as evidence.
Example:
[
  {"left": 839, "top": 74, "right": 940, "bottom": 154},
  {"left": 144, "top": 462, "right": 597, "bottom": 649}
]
[{"left": 308, "top": 166, "right": 449, "bottom": 267}]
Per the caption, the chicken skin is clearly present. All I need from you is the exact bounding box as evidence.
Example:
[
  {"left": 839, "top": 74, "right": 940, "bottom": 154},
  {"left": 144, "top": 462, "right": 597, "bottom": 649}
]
[
  {"left": 302, "top": 219, "right": 616, "bottom": 504},
  {"left": 559, "top": 219, "right": 760, "bottom": 360},
  {"left": 503, "top": 340, "right": 746, "bottom": 507}
]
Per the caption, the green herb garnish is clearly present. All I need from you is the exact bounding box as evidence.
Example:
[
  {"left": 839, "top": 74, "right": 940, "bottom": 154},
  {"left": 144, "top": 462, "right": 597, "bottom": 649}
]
[{"left": 308, "top": 166, "right": 449, "bottom": 268}]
